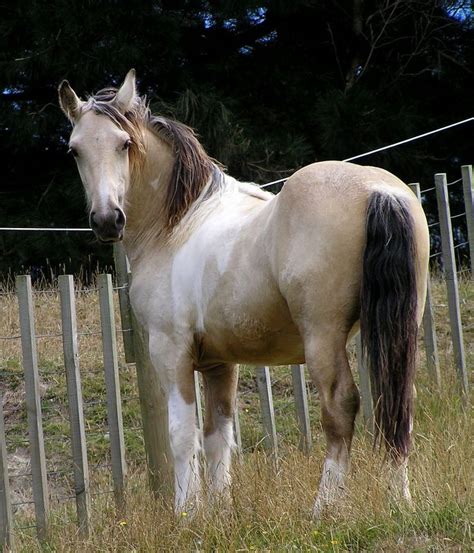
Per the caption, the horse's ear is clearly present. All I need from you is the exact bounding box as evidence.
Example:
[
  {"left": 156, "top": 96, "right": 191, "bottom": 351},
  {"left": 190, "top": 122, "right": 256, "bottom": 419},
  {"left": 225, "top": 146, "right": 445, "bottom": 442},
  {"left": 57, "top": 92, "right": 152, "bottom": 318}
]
[
  {"left": 58, "top": 80, "right": 83, "bottom": 123},
  {"left": 115, "top": 69, "right": 137, "bottom": 113}
]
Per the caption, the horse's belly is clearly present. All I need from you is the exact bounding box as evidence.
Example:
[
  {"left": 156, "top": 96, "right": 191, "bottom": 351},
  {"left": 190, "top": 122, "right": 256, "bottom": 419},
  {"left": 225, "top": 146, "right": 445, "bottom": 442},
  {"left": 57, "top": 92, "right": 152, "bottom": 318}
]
[{"left": 199, "top": 316, "right": 305, "bottom": 366}]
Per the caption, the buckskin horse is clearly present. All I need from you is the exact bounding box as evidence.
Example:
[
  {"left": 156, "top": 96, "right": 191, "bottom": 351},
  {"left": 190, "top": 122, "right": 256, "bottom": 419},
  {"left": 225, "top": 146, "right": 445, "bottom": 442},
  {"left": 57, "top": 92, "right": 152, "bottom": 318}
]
[{"left": 59, "top": 70, "right": 429, "bottom": 517}]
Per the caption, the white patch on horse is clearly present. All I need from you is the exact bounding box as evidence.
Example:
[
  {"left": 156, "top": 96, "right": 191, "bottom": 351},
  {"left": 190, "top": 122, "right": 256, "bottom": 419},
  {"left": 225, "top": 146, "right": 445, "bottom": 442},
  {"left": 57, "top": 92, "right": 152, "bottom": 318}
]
[
  {"left": 168, "top": 386, "right": 201, "bottom": 512},
  {"left": 204, "top": 418, "right": 235, "bottom": 494},
  {"left": 150, "top": 178, "right": 160, "bottom": 190},
  {"left": 98, "top": 179, "right": 113, "bottom": 210},
  {"left": 171, "top": 182, "right": 255, "bottom": 332},
  {"left": 171, "top": 239, "right": 216, "bottom": 332}
]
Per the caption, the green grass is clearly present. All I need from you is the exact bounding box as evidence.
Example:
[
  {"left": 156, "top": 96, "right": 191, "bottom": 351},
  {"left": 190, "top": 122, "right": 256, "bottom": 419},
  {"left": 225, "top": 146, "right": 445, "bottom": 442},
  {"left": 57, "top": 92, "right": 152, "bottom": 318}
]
[{"left": 1, "top": 276, "right": 473, "bottom": 551}]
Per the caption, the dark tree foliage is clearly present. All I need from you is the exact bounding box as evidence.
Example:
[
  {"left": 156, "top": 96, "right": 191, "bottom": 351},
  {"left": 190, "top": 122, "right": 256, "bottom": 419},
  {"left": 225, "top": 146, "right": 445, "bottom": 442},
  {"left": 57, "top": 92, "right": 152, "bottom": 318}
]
[{"left": 0, "top": 0, "right": 472, "bottom": 277}]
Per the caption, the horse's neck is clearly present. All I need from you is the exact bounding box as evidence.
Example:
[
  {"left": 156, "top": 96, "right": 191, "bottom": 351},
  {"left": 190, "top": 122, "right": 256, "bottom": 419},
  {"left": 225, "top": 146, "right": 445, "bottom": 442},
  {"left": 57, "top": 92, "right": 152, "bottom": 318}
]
[
  {"left": 122, "top": 127, "right": 270, "bottom": 265},
  {"left": 123, "top": 128, "right": 173, "bottom": 263}
]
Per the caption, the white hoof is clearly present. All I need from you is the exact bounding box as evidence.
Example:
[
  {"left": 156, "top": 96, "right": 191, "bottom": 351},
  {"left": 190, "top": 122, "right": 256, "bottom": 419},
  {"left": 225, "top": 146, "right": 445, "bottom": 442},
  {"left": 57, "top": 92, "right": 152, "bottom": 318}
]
[
  {"left": 388, "top": 457, "right": 412, "bottom": 506},
  {"left": 312, "top": 458, "right": 347, "bottom": 519}
]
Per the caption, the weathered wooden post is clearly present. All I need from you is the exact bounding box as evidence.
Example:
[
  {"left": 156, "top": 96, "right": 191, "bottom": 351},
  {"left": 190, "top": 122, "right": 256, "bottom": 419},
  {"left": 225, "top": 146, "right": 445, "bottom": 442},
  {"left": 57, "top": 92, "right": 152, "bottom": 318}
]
[
  {"left": 16, "top": 275, "right": 49, "bottom": 540},
  {"left": 256, "top": 366, "right": 278, "bottom": 466},
  {"left": 435, "top": 174, "right": 468, "bottom": 395},
  {"left": 113, "top": 244, "right": 172, "bottom": 496},
  {"left": 98, "top": 274, "right": 127, "bottom": 509},
  {"left": 130, "top": 313, "right": 173, "bottom": 495},
  {"left": 59, "top": 275, "right": 91, "bottom": 535},
  {"left": 233, "top": 393, "right": 243, "bottom": 460},
  {"left": 113, "top": 245, "right": 135, "bottom": 363},
  {"left": 409, "top": 183, "right": 441, "bottom": 388},
  {"left": 355, "top": 335, "right": 373, "bottom": 433},
  {"left": 290, "top": 365, "right": 312, "bottom": 454},
  {"left": 194, "top": 372, "right": 204, "bottom": 433},
  {"left": 0, "top": 390, "right": 14, "bottom": 550},
  {"left": 461, "top": 165, "right": 474, "bottom": 278}
]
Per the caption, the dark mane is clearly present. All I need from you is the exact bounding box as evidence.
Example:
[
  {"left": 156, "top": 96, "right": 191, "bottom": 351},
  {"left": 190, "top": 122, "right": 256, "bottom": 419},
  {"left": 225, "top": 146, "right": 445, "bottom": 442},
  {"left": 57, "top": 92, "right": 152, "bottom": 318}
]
[
  {"left": 84, "top": 88, "right": 220, "bottom": 229},
  {"left": 150, "top": 116, "right": 220, "bottom": 228}
]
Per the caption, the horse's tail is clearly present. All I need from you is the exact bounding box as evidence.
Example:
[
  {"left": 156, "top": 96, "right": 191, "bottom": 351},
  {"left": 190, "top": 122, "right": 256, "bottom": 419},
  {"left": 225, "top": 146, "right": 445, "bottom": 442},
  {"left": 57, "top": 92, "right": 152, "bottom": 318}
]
[{"left": 360, "top": 190, "right": 418, "bottom": 459}]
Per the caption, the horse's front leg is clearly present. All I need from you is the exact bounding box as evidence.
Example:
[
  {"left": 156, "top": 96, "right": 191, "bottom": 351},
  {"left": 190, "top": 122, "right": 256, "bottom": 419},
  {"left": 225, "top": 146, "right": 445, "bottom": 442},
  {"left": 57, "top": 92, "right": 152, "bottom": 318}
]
[
  {"left": 149, "top": 334, "right": 201, "bottom": 514},
  {"left": 168, "top": 381, "right": 201, "bottom": 513}
]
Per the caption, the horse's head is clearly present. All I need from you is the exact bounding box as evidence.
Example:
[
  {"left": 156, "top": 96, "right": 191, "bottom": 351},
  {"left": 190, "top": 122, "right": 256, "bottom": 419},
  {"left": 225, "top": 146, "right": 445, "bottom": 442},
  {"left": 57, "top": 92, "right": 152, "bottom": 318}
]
[{"left": 58, "top": 70, "right": 138, "bottom": 242}]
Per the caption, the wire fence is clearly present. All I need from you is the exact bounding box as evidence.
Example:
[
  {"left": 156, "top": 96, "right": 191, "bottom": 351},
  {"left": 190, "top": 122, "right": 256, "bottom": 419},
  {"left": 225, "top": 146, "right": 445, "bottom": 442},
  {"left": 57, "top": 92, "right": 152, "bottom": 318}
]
[
  {"left": 0, "top": 276, "right": 143, "bottom": 540},
  {"left": 421, "top": 177, "right": 468, "bottom": 261}
]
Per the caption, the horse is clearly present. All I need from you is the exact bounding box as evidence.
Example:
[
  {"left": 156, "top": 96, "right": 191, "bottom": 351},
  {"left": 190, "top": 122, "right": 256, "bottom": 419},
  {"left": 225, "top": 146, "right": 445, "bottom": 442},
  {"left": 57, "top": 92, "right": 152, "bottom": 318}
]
[{"left": 58, "top": 69, "right": 429, "bottom": 517}]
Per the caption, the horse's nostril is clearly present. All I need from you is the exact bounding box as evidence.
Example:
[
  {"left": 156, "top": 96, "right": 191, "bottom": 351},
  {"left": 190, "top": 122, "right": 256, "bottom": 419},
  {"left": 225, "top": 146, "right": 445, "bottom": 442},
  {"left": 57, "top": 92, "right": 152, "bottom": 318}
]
[{"left": 115, "top": 209, "right": 125, "bottom": 231}]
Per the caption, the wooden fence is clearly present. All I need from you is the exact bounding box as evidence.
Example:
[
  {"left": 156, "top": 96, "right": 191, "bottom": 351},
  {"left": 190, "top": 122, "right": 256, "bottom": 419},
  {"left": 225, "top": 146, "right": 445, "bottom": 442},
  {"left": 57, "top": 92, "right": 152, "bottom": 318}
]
[{"left": 1, "top": 165, "right": 473, "bottom": 548}]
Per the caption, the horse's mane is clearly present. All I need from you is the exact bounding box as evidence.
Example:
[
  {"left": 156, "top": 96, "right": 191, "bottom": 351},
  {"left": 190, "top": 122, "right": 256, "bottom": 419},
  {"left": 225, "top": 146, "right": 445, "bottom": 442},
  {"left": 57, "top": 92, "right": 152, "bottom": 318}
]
[{"left": 82, "top": 88, "right": 221, "bottom": 229}]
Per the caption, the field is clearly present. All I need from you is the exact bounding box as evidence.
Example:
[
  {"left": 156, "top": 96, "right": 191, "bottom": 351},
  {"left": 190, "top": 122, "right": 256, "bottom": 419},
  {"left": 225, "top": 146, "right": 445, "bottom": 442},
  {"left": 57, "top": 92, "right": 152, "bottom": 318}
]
[{"left": 1, "top": 276, "right": 473, "bottom": 552}]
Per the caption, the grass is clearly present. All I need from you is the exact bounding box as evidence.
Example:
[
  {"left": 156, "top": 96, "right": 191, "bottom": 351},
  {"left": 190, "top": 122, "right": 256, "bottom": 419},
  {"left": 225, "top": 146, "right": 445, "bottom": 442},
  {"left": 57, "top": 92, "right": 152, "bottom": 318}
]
[{"left": 0, "top": 275, "right": 473, "bottom": 551}]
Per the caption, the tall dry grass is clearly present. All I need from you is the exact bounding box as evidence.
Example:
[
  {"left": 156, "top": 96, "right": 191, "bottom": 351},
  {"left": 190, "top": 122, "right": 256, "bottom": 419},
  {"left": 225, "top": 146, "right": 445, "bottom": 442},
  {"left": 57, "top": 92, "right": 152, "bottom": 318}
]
[{"left": 1, "top": 275, "right": 472, "bottom": 551}]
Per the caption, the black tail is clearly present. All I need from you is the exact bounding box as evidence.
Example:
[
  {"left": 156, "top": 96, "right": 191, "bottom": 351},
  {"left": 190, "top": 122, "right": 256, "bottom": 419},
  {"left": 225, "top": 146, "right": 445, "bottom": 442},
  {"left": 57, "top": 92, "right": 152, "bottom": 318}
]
[{"left": 360, "top": 191, "right": 418, "bottom": 459}]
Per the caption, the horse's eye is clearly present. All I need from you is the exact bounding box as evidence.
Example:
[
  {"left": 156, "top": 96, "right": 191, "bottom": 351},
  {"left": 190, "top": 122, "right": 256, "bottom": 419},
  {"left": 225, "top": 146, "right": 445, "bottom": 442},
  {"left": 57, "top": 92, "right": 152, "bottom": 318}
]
[
  {"left": 68, "top": 147, "right": 78, "bottom": 157},
  {"left": 123, "top": 139, "right": 132, "bottom": 151}
]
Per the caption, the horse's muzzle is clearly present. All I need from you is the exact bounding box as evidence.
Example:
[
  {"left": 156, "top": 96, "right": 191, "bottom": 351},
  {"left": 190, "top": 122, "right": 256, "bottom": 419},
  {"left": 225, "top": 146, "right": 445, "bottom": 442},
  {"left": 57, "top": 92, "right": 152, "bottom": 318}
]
[{"left": 90, "top": 208, "right": 125, "bottom": 242}]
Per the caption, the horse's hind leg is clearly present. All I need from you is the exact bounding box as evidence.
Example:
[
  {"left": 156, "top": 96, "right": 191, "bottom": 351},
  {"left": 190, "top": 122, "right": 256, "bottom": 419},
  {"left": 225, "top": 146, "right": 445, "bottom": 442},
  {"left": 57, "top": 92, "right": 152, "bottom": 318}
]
[
  {"left": 305, "top": 331, "right": 360, "bottom": 518},
  {"left": 201, "top": 364, "right": 238, "bottom": 497}
]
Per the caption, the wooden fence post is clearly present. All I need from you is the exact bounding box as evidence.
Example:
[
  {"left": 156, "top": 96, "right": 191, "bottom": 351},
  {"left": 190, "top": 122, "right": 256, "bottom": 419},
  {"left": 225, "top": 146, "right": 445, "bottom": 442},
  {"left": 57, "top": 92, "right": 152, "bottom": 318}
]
[
  {"left": 409, "top": 183, "right": 441, "bottom": 388},
  {"left": 113, "top": 244, "right": 135, "bottom": 363},
  {"left": 420, "top": 274, "right": 441, "bottom": 388},
  {"left": 355, "top": 335, "right": 374, "bottom": 433},
  {"left": 290, "top": 365, "right": 312, "bottom": 455},
  {"left": 233, "top": 394, "right": 243, "bottom": 460},
  {"left": 193, "top": 372, "right": 204, "bottom": 456},
  {"left": 435, "top": 174, "right": 468, "bottom": 394},
  {"left": 98, "top": 274, "right": 127, "bottom": 509},
  {"left": 461, "top": 165, "right": 474, "bottom": 278},
  {"left": 16, "top": 275, "right": 49, "bottom": 540},
  {"left": 113, "top": 245, "right": 172, "bottom": 496},
  {"left": 59, "top": 275, "right": 90, "bottom": 535},
  {"left": 194, "top": 372, "right": 204, "bottom": 433},
  {"left": 0, "top": 390, "right": 14, "bottom": 551},
  {"left": 256, "top": 366, "right": 278, "bottom": 466},
  {"left": 131, "top": 313, "right": 173, "bottom": 496}
]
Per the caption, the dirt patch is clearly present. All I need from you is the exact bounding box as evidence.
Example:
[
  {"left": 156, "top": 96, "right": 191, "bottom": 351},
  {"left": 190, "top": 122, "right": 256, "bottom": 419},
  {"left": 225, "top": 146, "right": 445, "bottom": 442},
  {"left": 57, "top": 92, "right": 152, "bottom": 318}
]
[{"left": 7, "top": 449, "right": 34, "bottom": 515}]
